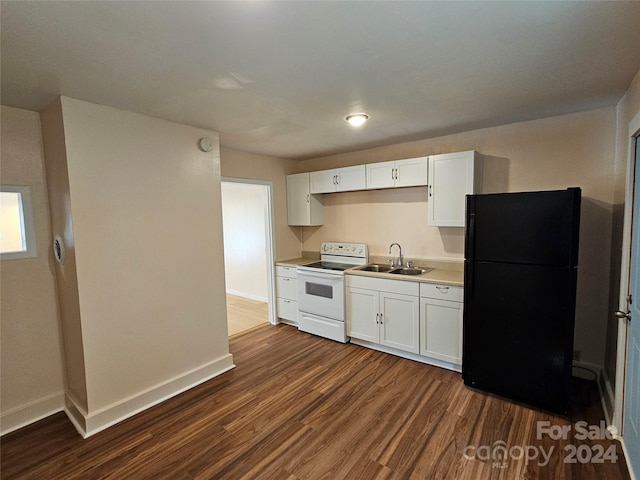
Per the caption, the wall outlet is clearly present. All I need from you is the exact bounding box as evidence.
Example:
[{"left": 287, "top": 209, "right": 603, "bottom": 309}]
[{"left": 573, "top": 349, "right": 582, "bottom": 362}]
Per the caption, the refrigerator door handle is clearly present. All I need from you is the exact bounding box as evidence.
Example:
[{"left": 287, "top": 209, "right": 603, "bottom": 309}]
[
  {"left": 466, "top": 214, "right": 476, "bottom": 261},
  {"left": 465, "top": 260, "right": 474, "bottom": 300}
]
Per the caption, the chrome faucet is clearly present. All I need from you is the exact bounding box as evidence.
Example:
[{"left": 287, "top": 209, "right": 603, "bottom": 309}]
[{"left": 388, "top": 243, "right": 403, "bottom": 267}]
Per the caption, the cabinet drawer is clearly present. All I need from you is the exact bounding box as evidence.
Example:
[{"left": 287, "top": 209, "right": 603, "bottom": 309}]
[
  {"left": 420, "top": 283, "right": 463, "bottom": 302},
  {"left": 276, "top": 265, "right": 297, "bottom": 279},
  {"left": 276, "top": 298, "right": 298, "bottom": 321},
  {"left": 276, "top": 276, "right": 297, "bottom": 299}
]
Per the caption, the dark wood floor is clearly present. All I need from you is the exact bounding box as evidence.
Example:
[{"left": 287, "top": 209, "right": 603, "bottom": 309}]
[{"left": 1, "top": 324, "right": 631, "bottom": 479}]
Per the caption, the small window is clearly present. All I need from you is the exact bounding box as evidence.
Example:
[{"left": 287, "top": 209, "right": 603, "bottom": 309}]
[{"left": 1, "top": 185, "right": 37, "bottom": 260}]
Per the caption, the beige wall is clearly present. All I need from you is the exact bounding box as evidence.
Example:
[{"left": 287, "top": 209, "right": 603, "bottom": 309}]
[
  {"left": 41, "top": 97, "right": 233, "bottom": 435},
  {"left": 298, "top": 107, "right": 617, "bottom": 368},
  {"left": 0, "top": 106, "right": 65, "bottom": 434},
  {"left": 220, "top": 147, "right": 302, "bottom": 261}
]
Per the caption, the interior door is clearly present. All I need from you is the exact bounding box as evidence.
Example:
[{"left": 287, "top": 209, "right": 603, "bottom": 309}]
[{"left": 623, "top": 136, "right": 640, "bottom": 477}]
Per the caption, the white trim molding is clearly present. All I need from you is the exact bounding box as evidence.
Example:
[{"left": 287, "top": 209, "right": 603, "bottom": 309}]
[
  {"left": 221, "top": 176, "right": 278, "bottom": 325},
  {"left": 0, "top": 391, "right": 65, "bottom": 436},
  {"left": 600, "top": 367, "right": 616, "bottom": 428},
  {"left": 226, "top": 289, "right": 268, "bottom": 303},
  {"left": 65, "top": 354, "right": 235, "bottom": 438}
]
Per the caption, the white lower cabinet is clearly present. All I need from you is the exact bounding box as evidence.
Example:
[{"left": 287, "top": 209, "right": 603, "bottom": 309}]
[
  {"left": 419, "top": 283, "right": 463, "bottom": 365},
  {"left": 276, "top": 265, "right": 298, "bottom": 324},
  {"left": 346, "top": 276, "right": 419, "bottom": 354},
  {"left": 347, "top": 275, "right": 463, "bottom": 370}
]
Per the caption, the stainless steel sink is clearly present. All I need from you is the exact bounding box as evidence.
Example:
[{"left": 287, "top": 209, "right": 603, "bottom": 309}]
[
  {"left": 356, "top": 263, "right": 394, "bottom": 273},
  {"left": 389, "top": 267, "right": 432, "bottom": 276}
]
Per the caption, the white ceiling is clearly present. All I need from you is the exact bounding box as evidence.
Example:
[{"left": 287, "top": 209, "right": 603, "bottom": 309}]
[{"left": 2, "top": 1, "right": 640, "bottom": 160}]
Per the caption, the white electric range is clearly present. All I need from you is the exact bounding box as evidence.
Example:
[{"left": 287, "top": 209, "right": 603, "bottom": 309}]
[{"left": 296, "top": 242, "right": 368, "bottom": 343}]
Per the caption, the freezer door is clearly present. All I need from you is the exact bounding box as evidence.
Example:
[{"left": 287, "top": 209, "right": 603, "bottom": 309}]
[
  {"left": 462, "top": 261, "right": 577, "bottom": 414},
  {"left": 465, "top": 188, "right": 581, "bottom": 266}
]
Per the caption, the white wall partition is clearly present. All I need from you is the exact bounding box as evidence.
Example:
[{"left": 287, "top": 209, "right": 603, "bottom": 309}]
[{"left": 40, "top": 97, "right": 233, "bottom": 437}]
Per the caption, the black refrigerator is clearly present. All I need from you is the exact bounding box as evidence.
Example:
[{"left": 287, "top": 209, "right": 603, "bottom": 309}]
[{"left": 462, "top": 188, "right": 581, "bottom": 415}]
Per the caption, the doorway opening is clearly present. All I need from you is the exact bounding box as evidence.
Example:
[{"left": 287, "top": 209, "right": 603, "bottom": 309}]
[{"left": 221, "top": 178, "right": 276, "bottom": 337}]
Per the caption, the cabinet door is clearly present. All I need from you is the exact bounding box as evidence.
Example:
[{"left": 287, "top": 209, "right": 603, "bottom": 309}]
[
  {"left": 428, "top": 151, "right": 476, "bottom": 227},
  {"left": 346, "top": 287, "right": 379, "bottom": 343},
  {"left": 379, "top": 291, "right": 419, "bottom": 354},
  {"left": 287, "top": 173, "right": 311, "bottom": 225},
  {"left": 420, "top": 297, "right": 463, "bottom": 364},
  {"left": 395, "top": 157, "right": 428, "bottom": 188},
  {"left": 286, "top": 173, "right": 323, "bottom": 226},
  {"left": 309, "top": 169, "right": 337, "bottom": 193},
  {"left": 336, "top": 165, "right": 366, "bottom": 192},
  {"left": 366, "top": 161, "right": 395, "bottom": 189}
]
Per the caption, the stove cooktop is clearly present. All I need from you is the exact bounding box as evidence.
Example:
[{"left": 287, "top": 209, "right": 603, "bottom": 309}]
[{"left": 302, "top": 261, "right": 356, "bottom": 272}]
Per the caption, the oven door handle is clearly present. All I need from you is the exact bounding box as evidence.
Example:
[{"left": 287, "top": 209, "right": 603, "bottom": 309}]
[{"left": 297, "top": 270, "right": 340, "bottom": 280}]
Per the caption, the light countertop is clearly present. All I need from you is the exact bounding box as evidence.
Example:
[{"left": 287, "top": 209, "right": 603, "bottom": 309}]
[
  {"left": 345, "top": 266, "right": 463, "bottom": 286},
  {"left": 276, "top": 257, "right": 463, "bottom": 286},
  {"left": 276, "top": 257, "right": 316, "bottom": 267}
]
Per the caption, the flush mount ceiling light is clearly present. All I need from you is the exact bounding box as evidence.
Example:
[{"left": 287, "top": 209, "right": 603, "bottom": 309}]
[{"left": 345, "top": 113, "right": 369, "bottom": 126}]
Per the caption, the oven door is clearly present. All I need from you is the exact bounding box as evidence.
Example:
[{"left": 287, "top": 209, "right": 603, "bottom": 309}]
[{"left": 297, "top": 269, "right": 344, "bottom": 321}]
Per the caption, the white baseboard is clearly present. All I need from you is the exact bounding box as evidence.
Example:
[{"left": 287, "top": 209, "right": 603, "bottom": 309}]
[
  {"left": 226, "top": 289, "right": 267, "bottom": 303},
  {"left": 349, "top": 338, "right": 461, "bottom": 373},
  {"left": 65, "top": 353, "right": 235, "bottom": 438},
  {"left": 572, "top": 360, "right": 601, "bottom": 380},
  {"left": 599, "top": 368, "right": 616, "bottom": 428},
  {"left": 0, "top": 391, "right": 65, "bottom": 436}
]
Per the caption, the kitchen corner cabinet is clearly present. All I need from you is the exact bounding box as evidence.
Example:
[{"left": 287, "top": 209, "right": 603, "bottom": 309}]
[
  {"left": 366, "top": 156, "right": 428, "bottom": 189},
  {"left": 346, "top": 275, "right": 420, "bottom": 354},
  {"left": 275, "top": 265, "right": 298, "bottom": 325},
  {"left": 309, "top": 165, "right": 366, "bottom": 194},
  {"left": 419, "top": 283, "right": 463, "bottom": 365},
  {"left": 286, "top": 173, "right": 323, "bottom": 226},
  {"left": 428, "top": 150, "right": 482, "bottom": 227}
]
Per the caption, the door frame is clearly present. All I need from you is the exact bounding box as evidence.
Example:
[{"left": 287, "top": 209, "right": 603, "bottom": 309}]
[
  {"left": 221, "top": 177, "right": 278, "bottom": 325},
  {"left": 614, "top": 111, "right": 640, "bottom": 434}
]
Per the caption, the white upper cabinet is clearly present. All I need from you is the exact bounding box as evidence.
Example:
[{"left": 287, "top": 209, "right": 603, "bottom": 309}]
[
  {"left": 366, "top": 161, "right": 396, "bottom": 189},
  {"left": 309, "top": 165, "right": 366, "bottom": 193},
  {"left": 366, "top": 157, "right": 428, "bottom": 190},
  {"left": 286, "top": 172, "right": 323, "bottom": 226},
  {"left": 428, "top": 151, "right": 482, "bottom": 227}
]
